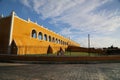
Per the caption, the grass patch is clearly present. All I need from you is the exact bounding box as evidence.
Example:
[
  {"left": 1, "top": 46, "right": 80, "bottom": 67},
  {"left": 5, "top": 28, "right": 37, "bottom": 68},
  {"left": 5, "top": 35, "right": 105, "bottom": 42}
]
[
  {"left": 64, "top": 52, "right": 98, "bottom": 56},
  {"left": 25, "top": 52, "right": 99, "bottom": 57}
]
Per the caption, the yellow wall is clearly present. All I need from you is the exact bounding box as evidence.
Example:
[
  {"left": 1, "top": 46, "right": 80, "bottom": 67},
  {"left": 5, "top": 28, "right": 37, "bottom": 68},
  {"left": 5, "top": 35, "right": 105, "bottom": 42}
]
[
  {"left": 0, "top": 12, "right": 80, "bottom": 55},
  {"left": 12, "top": 16, "right": 72, "bottom": 55}
]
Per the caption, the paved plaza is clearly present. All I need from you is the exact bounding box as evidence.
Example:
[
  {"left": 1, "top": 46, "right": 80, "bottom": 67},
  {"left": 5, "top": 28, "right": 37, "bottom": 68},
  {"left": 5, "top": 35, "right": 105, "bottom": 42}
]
[{"left": 0, "top": 62, "right": 120, "bottom": 80}]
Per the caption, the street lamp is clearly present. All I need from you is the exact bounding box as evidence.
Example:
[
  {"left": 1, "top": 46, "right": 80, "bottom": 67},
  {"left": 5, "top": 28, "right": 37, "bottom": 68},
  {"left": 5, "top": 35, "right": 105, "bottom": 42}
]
[{"left": 88, "top": 34, "right": 90, "bottom": 56}]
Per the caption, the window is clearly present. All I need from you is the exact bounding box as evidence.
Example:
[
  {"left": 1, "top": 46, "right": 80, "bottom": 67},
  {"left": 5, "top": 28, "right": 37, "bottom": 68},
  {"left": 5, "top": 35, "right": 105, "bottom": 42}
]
[
  {"left": 65, "top": 42, "right": 67, "bottom": 45},
  {"left": 60, "top": 40, "right": 61, "bottom": 44},
  {"left": 31, "top": 30, "right": 37, "bottom": 38},
  {"left": 38, "top": 32, "right": 43, "bottom": 40},
  {"left": 58, "top": 39, "right": 60, "bottom": 44},
  {"left": 60, "top": 40, "right": 62, "bottom": 44},
  {"left": 56, "top": 38, "right": 58, "bottom": 43},
  {"left": 67, "top": 42, "right": 68, "bottom": 45},
  {"left": 63, "top": 41, "right": 65, "bottom": 45},
  {"left": 44, "top": 34, "right": 47, "bottom": 41},
  {"left": 62, "top": 41, "right": 64, "bottom": 45},
  {"left": 48, "top": 36, "right": 51, "bottom": 42},
  {"left": 52, "top": 37, "right": 55, "bottom": 42}
]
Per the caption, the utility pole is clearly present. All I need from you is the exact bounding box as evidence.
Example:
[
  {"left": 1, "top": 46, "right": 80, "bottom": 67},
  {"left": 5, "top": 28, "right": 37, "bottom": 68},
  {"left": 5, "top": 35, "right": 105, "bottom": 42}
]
[{"left": 88, "top": 34, "right": 90, "bottom": 56}]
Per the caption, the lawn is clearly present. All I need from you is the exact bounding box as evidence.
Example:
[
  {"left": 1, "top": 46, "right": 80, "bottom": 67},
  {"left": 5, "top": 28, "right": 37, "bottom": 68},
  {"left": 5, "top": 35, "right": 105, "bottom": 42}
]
[
  {"left": 64, "top": 52, "right": 98, "bottom": 56},
  {"left": 25, "top": 52, "right": 99, "bottom": 57}
]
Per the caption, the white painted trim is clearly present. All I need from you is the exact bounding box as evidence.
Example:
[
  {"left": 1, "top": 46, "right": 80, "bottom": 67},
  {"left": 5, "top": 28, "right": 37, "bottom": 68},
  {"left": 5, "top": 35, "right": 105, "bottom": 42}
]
[
  {"left": 7, "top": 12, "right": 15, "bottom": 54},
  {"left": 9, "top": 12, "right": 14, "bottom": 46},
  {"left": 15, "top": 16, "right": 28, "bottom": 23}
]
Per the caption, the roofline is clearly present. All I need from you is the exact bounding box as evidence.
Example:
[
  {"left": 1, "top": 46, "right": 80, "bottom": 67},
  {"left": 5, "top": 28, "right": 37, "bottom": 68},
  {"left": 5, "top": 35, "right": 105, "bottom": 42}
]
[{"left": 9, "top": 11, "right": 15, "bottom": 46}]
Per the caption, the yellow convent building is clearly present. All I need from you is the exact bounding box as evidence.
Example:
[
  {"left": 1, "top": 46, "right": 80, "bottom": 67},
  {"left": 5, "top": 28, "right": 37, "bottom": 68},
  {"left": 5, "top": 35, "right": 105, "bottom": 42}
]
[{"left": 0, "top": 11, "right": 80, "bottom": 55}]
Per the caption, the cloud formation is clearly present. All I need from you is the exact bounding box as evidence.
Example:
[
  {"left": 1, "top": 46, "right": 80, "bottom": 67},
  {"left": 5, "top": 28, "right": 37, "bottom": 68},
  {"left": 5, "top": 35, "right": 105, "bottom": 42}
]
[{"left": 20, "top": 0, "right": 120, "bottom": 47}]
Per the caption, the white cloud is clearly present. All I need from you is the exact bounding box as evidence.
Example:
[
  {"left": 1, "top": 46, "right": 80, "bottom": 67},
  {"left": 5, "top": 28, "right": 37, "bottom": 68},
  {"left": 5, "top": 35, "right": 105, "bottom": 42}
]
[
  {"left": 20, "top": 0, "right": 120, "bottom": 47},
  {"left": 20, "top": 0, "right": 31, "bottom": 8},
  {"left": 76, "top": 36, "right": 120, "bottom": 48}
]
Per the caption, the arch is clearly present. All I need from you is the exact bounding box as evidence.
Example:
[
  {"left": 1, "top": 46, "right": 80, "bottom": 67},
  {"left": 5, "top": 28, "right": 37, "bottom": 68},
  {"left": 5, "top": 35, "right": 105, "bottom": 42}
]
[
  {"left": 48, "top": 36, "right": 51, "bottom": 42},
  {"left": 52, "top": 37, "right": 55, "bottom": 42},
  {"left": 63, "top": 41, "right": 65, "bottom": 45},
  {"left": 56, "top": 38, "right": 58, "bottom": 43},
  {"left": 63, "top": 41, "right": 64, "bottom": 45},
  {"left": 44, "top": 34, "right": 47, "bottom": 41},
  {"left": 38, "top": 32, "right": 43, "bottom": 40},
  {"left": 60, "top": 40, "right": 62, "bottom": 45},
  {"left": 67, "top": 42, "right": 68, "bottom": 45},
  {"left": 31, "top": 29, "right": 37, "bottom": 38},
  {"left": 62, "top": 41, "right": 64, "bottom": 45},
  {"left": 58, "top": 39, "right": 60, "bottom": 44},
  {"left": 11, "top": 40, "right": 18, "bottom": 55},
  {"left": 64, "top": 42, "right": 66, "bottom": 45},
  {"left": 61, "top": 40, "right": 63, "bottom": 45},
  {"left": 47, "top": 45, "right": 53, "bottom": 54},
  {"left": 65, "top": 42, "right": 67, "bottom": 45},
  {"left": 60, "top": 47, "right": 63, "bottom": 51}
]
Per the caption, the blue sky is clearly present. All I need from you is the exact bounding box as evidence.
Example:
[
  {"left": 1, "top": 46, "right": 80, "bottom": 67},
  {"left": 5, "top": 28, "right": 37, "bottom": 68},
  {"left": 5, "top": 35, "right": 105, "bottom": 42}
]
[{"left": 1, "top": 0, "right": 120, "bottom": 48}]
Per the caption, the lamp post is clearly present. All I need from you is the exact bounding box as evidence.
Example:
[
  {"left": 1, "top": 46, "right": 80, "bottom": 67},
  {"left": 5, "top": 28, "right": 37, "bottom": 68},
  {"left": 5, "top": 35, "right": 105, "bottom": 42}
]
[{"left": 88, "top": 34, "right": 90, "bottom": 56}]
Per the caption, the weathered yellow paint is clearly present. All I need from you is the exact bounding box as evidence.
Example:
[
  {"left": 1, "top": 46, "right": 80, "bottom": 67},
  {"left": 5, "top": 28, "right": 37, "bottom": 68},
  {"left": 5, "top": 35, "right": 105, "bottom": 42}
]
[{"left": 0, "top": 11, "right": 80, "bottom": 55}]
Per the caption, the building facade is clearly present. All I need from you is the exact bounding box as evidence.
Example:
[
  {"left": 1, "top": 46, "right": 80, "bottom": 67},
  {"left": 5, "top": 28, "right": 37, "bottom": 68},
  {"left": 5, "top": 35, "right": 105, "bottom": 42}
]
[{"left": 0, "top": 11, "right": 80, "bottom": 55}]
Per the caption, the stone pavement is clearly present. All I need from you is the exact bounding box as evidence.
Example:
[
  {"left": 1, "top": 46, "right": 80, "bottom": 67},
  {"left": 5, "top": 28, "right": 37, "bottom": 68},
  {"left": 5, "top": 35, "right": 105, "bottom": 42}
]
[{"left": 0, "top": 63, "right": 120, "bottom": 80}]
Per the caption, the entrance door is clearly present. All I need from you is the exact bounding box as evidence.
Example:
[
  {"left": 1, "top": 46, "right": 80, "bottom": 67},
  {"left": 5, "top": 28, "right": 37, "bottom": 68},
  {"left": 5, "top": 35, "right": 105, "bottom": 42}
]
[
  {"left": 47, "top": 45, "right": 53, "bottom": 54},
  {"left": 11, "top": 40, "right": 18, "bottom": 55}
]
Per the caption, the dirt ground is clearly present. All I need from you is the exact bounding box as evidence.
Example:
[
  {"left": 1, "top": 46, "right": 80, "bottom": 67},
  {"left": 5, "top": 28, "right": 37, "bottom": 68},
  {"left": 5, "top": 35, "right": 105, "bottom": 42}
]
[{"left": 0, "top": 62, "right": 120, "bottom": 80}]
